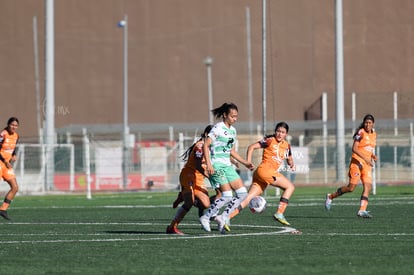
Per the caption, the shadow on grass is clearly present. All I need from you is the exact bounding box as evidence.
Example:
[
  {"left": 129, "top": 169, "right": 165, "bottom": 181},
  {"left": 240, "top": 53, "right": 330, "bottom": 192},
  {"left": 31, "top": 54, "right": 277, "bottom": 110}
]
[{"left": 104, "top": 230, "right": 165, "bottom": 234}]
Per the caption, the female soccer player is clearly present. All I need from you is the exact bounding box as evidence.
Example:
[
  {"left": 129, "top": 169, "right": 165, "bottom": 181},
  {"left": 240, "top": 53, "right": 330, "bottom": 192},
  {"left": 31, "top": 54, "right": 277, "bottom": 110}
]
[
  {"left": 217, "top": 122, "right": 296, "bottom": 230},
  {"left": 166, "top": 125, "right": 213, "bottom": 235},
  {"left": 325, "top": 114, "right": 377, "bottom": 218},
  {"left": 199, "top": 102, "right": 254, "bottom": 232},
  {"left": 0, "top": 117, "right": 20, "bottom": 220}
]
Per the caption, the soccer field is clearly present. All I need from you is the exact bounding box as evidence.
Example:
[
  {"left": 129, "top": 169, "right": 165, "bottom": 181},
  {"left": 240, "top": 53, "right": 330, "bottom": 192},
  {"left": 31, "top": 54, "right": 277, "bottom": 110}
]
[{"left": 1, "top": 185, "right": 413, "bottom": 274}]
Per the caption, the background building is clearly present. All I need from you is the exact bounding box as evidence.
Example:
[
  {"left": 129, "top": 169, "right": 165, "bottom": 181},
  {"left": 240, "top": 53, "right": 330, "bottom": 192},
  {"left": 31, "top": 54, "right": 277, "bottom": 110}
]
[{"left": 1, "top": 0, "right": 413, "bottom": 142}]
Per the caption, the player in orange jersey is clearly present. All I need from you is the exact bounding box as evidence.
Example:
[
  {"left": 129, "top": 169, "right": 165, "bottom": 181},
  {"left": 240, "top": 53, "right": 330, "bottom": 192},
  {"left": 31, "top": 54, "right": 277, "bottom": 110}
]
[
  {"left": 216, "top": 122, "right": 296, "bottom": 231},
  {"left": 0, "top": 117, "right": 20, "bottom": 220},
  {"left": 172, "top": 182, "right": 221, "bottom": 218},
  {"left": 325, "top": 114, "right": 377, "bottom": 218},
  {"left": 166, "top": 125, "right": 214, "bottom": 235},
  {"left": 172, "top": 156, "right": 240, "bottom": 211}
]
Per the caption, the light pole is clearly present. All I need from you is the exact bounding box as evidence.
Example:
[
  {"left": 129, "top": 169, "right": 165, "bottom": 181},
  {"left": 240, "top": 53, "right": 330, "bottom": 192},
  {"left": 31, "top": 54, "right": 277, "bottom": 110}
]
[
  {"left": 204, "top": 56, "right": 214, "bottom": 125},
  {"left": 118, "top": 15, "right": 129, "bottom": 189},
  {"left": 45, "top": 0, "right": 55, "bottom": 191}
]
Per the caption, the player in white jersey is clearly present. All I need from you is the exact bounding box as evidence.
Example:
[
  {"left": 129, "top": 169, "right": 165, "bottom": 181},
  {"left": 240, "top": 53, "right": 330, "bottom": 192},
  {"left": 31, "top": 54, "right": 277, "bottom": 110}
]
[{"left": 199, "top": 103, "right": 254, "bottom": 232}]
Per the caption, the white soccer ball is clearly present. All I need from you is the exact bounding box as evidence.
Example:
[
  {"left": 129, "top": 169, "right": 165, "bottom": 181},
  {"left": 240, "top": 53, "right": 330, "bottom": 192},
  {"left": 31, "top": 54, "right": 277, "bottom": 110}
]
[{"left": 249, "top": 196, "right": 267, "bottom": 214}]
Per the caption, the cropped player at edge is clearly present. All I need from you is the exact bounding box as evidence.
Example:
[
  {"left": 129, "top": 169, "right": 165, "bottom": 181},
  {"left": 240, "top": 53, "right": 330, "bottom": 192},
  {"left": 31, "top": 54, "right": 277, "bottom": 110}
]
[
  {"left": 325, "top": 114, "right": 377, "bottom": 218},
  {"left": 0, "top": 117, "right": 20, "bottom": 221},
  {"left": 216, "top": 122, "right": 296, "bottom": 232}
]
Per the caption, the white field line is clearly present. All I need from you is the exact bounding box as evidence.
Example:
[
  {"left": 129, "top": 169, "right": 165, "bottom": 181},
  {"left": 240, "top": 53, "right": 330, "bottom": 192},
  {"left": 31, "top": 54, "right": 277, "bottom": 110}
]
[
  {"left": 10, "top": 197, "right": 414, "bottom": 210},
  {"left": 2, "top": 196, "right": 412, "bottom": 243},
  {"left": 1, "top": 220, "right": 413, "bottom": 245},
  {"left": 0, "top": 223, "right": 296, "bottom": 243}
]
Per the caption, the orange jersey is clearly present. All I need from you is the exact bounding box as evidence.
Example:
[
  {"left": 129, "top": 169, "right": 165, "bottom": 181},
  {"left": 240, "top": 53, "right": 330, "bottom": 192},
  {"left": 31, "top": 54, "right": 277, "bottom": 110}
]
[
  {"left": 0, "top": 129, "right": 19, "bottom": 162},
  {"left": 257, "top": 136, "right": 292, "bottom": 172},
  {"left": 351, "top": 128, "right": 376, "bottom": 165},
  {"left": 180, "top": 139, "right": 206, "bottom": 190},
  {"left": 251, "top": 136, "right": 292, "bottom": 189},
  {"left": 183, "top": 140, "right": 205, "bottom": 174}
]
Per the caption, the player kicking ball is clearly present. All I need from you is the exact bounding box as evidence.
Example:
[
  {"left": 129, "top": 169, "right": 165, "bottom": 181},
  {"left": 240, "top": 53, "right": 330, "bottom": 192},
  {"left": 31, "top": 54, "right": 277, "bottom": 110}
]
[{"left": 216, "top": 122, "right": 296, "bottom": 233}]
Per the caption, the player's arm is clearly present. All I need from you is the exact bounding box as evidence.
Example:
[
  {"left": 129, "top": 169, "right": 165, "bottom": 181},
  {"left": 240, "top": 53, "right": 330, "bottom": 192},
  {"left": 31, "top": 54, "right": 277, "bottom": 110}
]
[
  {"left": 371, "top": 153, "right": 378, "bottom": 162},
  {"left": 0, "top": 135, "right": 7, "bottom": 165},
  {"left": 10, "top": 137, "right": 19, "bottom": 164},
  {"left": 230, "top": 147, "right": 254, "bottom": 170},
  {"left": 194, "top": 143, "right": 208, "bottom": 177},
  {"left": 203, "top": 137, "right": 214, "bottom": 176},
  {"left": 0, "top": 153, "right": 5, "bottom": 163},
  {"left": 195, "top": 160, "right": 206, "bottom": 177},
  {"left": 286, "top": 145, "right": 296, "bottom": 171},
  {"left": 230, "top": 156, "right": 240, "bottom": 168},
  {"left": 246, "top": 141, "right": 261, "bottom": 163}
]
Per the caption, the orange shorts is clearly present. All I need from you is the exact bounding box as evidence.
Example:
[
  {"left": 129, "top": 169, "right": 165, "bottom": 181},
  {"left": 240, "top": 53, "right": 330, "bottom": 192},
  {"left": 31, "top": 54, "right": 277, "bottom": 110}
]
[
  {"left": 179, "top": 168, "right": 208, "bottom": 198},
  {"left": 348, "top": 158, "right": 372, "bottom": 184},
  {"left": 0, "top": 161, "right": 15, "bottom": 181},
  {"left": 252, "top": 166, "right": 283, "bottom": 193}
]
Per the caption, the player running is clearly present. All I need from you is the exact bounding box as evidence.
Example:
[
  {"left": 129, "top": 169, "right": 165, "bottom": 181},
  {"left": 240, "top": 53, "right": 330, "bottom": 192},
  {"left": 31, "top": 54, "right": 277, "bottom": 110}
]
[
  {"left": 325, "top": 114, "right": 377, "bottom": 218},
  {"left": 199, "top": 103, "right": 254, "bottom": 232},
  {"left": 166, "top": 125, "right": 213, "bottom": 235},
  {"left": 216, "top": 122, "right": 296, "bottom": 232},
  {"left": 0, "top": 117, "right": 20, "bottom": 220}
]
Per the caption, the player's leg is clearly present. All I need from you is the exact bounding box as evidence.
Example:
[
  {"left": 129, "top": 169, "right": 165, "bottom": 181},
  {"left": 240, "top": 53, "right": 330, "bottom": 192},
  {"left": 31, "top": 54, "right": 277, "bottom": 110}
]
[
  {"left": 167, "top": 172, "right": 193, "bottom": 234},
  {"left": 224, "top": 167, "right": 249, "bottom": 214},
  {"left": 271, "top": 175, "right": 294, "bottom": 226},
  {"left": 215, "top": 169, "right": 248, "bottom": 232},
  {"left": 225, "top": 168, "right": 268, "bottom": 220},
  {"left": 200, "top": 189, "right": 232, "bottom": 232},
  {"left": 172, "top": 191, "right": 184, "bottom": 209},
  {"left": 0, "top": 176, "right": 18, "bottom": 220},
  {"left": 209, "top": 188, "right": 221, "bottom": 209},
  {"left": 357, "top": 166, "right": 373, "bottom": 218},
  {"left": 222, "top": 176, "right": 247, "bottom": 218},
  {"left": 228, "top": 183, "right": 263, "bottom": 219},
  {"left": 205, "top": 183, "right": 232, "bottom": 219},
  {"left": 167, "top": 189, "right": 193, "bottom": 235},
  {"left": 326, "top": 162, "right": 359, "bottom": 210},
  {"left": 199, "top": 169, "right": 232, "bottom": 232},
  {"left": 194, "top": 188, "right": 211, "bottom": 218},
  {"left": 333, "top": 182, "right": 358, "bottom": 198}
]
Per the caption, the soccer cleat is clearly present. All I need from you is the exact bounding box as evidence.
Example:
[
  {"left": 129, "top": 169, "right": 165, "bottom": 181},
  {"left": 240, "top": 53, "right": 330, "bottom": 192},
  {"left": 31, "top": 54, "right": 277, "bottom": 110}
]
[
  {"left": 223, "top": 216, "right": 231, "bottom": 232},
  {"left": 199, "top": 215, "right": 211, "bottom": 232},
  {"left": 172, "top": 192, "right": 183, "bottom": 208},
  {"left": 215, "top": 215, "right": 225, "bottom": 234},
  {"left": 325, "top": 193, "right": 332, "bottom": 210},
  {"left": 215, "top": 215, "right": 230, "bottom": 234},
  {"left": 166, "top": 225, "right": 184, "bottom": 235},
  {"left": 273, "top": 213, "right": 291, "bottom": 226},
  {"left": 0, "top": 210, "right": 11, "bottom": 220},
  {"left": 357, "top": 210, "right": 373, "bottom": 218}
]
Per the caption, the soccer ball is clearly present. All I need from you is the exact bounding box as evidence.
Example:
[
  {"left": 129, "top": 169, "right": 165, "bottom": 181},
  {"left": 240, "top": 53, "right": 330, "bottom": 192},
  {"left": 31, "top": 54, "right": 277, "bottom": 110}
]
[{"left": 249, "top": 196, "right": 267, "bottom": 214}]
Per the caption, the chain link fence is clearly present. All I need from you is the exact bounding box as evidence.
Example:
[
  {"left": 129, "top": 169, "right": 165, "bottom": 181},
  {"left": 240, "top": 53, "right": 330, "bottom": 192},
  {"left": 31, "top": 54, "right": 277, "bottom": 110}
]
[{"left": 8, "top": 118, "right": 413, "bottom": 195}]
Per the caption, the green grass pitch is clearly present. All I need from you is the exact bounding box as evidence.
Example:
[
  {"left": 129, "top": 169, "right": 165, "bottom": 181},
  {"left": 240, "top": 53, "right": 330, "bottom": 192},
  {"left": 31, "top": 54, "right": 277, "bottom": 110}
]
[{"left": 0, "top": 185, "right": 413, "bottom": 274}]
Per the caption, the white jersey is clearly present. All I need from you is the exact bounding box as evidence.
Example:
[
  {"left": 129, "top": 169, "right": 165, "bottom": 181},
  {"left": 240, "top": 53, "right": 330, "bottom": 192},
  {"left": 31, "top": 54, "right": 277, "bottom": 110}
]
[{"left": 208, "top": 122, "right": 237, "bottom": 168}]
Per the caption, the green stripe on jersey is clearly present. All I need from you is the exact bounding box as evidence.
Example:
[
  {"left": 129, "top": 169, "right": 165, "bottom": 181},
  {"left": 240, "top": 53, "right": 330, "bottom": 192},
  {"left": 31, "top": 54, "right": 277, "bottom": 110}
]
[{"left": 208, "top": 122, "right": 237, "bottom": 168}]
